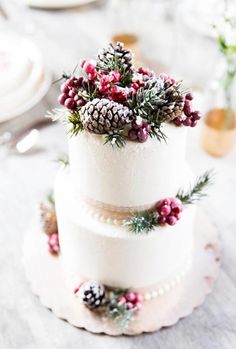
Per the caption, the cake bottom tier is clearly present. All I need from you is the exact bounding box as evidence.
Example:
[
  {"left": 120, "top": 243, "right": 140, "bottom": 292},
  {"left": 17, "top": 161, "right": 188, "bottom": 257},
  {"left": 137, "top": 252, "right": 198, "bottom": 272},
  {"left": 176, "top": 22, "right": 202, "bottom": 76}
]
[{"left": 55, "top": 169, "right": 196, "bottom": 290}]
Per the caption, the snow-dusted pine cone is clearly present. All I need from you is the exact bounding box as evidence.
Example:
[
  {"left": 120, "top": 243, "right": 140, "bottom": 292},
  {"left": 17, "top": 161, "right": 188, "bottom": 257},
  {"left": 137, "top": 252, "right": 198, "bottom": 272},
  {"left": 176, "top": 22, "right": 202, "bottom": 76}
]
[
  {"left": 155, "top": 83, "right": 185, "bottom": 122},
  {"left": 97, "top": 42, "right": 133, "bottom": 72},
  {"left": 80, "top": 280, "right": 105, "bottom": 309},
  {"left": 80, "top": 98, "right": 133, "bottom": 134},
  {"left": 40, "top": 204, "right": 58, "bottom": 236}
]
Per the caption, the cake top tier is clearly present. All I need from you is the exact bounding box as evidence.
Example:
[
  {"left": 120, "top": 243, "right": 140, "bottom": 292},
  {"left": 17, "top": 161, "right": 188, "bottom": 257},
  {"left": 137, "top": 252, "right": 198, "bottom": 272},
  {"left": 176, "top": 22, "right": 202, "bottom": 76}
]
[{"left": 53, "top": 42, "right": 201, "bottom": 148}]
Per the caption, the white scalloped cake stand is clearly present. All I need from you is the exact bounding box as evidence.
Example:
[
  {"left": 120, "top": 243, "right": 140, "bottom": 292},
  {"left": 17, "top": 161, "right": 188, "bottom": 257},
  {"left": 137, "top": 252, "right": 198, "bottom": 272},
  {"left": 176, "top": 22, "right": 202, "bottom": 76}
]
[{"left": 22, "top": 210, "right": 221, "bottom": 336}]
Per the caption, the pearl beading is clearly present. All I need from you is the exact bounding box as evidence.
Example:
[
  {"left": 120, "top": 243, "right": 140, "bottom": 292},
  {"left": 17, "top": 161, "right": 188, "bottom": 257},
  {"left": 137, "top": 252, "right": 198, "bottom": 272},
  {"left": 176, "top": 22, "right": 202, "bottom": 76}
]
[
  {"left": 68, "top": 258, "right": 191, "bottom": 302},
  {"left": 141, "top": 259, "right": 191, "bottom": 301}
]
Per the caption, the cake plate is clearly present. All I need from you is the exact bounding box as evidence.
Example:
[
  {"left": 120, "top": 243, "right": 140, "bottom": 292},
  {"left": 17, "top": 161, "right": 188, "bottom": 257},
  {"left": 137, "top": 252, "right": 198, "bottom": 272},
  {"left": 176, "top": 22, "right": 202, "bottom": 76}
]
[{"left": 22, "top": 210, "right": 221, "bottom": 336}]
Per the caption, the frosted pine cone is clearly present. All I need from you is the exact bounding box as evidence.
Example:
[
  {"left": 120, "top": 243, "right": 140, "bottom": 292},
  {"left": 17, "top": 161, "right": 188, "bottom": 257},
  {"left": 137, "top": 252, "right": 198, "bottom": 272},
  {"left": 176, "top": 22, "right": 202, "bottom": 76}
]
[
  {"left": 40, "top": 204, "right": 58, "bottom": 236},
  {"left": 155, "top": 83, "right": 185, "bottom": 122},
  {"left": 80, "top": 280, "right": 105, "bottom": 309},
  {"left": 97, "top": 42, "right": 133, "bottom": 72},
  {"left": 80, "top": 98, "right": 133, "bottom": 134}
]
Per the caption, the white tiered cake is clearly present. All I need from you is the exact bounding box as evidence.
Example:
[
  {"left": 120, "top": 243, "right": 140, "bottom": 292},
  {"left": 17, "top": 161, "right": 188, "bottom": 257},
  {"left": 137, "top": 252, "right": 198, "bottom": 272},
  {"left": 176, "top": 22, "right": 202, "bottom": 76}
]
[
  {"left": 51, "top": 42, "right": 210, "bottom": 327},
  {"left": 55, "top": 124, "right": 195, "bottom": 290}
]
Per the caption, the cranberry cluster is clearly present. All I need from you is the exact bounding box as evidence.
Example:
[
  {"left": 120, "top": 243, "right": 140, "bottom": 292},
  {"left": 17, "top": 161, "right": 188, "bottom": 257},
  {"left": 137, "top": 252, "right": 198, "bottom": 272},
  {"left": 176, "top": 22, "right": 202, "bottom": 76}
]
[
  {"left": 58, "top": 77, "right": 86, "bottom": 111},
  {"left": 118, "top": 291, "right": 143, "bottom": 312},
  {"left": 48, "top": 233, "right": 60, "bottom": 255},
  {"left": 156, "top": 197, "right": 184, "bottom": 226},
  {"left": 173, "top": 93, "right": 201, "bottom": 128},
  {"left": 128, "top": 120, "right": 151, "bottom": 143}
]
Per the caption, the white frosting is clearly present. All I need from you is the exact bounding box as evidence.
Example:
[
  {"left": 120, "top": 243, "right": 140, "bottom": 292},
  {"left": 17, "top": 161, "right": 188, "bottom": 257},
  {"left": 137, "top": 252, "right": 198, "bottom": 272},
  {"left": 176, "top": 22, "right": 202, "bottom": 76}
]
[
  {"left": 55, "top": 168, "right": 195, "bottom": 289},
  {"left": 68, "top": 123, "right": 187, "bottom": 208}
]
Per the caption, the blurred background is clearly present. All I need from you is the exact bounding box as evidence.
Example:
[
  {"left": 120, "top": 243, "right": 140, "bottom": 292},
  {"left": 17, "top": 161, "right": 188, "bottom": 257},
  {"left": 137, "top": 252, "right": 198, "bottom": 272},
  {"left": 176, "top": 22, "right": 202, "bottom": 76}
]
[{"left": 1, "top": 0, "right": 236, "bottom": 347}]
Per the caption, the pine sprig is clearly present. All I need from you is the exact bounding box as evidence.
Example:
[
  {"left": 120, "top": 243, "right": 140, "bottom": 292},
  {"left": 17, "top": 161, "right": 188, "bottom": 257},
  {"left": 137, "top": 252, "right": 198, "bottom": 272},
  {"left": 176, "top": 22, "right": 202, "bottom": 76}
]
[
  {"left": 46, "top": 108, "right": 69, "bottom": 123},
  {"left": 104, "top": 132, "right": 126, "bottom": 149},
  {"left": 105, "top": 288, "right": 137, "bottom": 329},
  {"left": 176, "top": 170, "right": 213, "bottom": 205},
  {"left": 67, "top": 112, "right": 84, "bottom": 136},
  {"left": 125, "top": 211, "right": 159, "bottom": 234}
]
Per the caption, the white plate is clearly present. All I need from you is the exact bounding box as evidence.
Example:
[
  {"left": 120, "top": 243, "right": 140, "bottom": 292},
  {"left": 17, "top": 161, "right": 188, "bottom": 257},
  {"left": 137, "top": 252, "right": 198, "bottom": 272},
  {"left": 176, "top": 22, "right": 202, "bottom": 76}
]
[
  {"left": 0, "top": 33, "right": 51, "bottom": 123},
  {"left": 25, "top": 0, "right": 97, "bottom": 9},
  {"left": 0, "top": 70, "right": 51, "bottom": 123}
]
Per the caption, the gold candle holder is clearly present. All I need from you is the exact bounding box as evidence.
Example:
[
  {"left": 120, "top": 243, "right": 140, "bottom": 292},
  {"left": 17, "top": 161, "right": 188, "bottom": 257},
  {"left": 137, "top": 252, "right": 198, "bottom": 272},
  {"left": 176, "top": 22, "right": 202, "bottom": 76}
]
[
  {"left": 201, "top": 108, "right": 236, "bottom": 157},
  {"left": 111, "top": 33, "right": 142, "bottom": 67}
]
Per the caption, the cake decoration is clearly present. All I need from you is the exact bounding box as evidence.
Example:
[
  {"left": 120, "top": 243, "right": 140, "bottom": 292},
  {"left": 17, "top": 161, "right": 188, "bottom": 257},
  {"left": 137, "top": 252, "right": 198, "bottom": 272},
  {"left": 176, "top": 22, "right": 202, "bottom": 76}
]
[
  {"left": 126, "top": 171, "right": 212, "bottom": 234},
  {"left": 74, "top": 281, "right": 143, "bottom": 328},
  {"left": 40, "top": 193, "right": 60, "bottom": 255},
  {"left": 49, "top": 42, "right": 201, "bottom": 148}
]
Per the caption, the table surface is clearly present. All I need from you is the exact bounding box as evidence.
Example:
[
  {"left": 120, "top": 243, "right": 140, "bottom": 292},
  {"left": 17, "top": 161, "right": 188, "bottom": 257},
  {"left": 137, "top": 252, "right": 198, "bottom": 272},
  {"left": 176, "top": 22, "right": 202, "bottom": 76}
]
[{"left": 1, "top": 1, "right": 236, "bottom": 348}]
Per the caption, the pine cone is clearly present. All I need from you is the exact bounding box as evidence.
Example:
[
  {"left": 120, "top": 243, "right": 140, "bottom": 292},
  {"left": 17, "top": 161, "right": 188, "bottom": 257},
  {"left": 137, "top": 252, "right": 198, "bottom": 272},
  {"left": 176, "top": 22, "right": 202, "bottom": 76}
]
[
  {"left": 97, "top": 42, "right": 133, "bottom": 72},
  {"left": 155, "top": 83, "right": 185, "bottom": 122},
  {"left": 40, "top": 204, "right": 58, "bottom": 236},
  {"left": 80, "top": 98, "right": 133, "bottom": 134},
  {"left": 80, "top": 280, "right": 105, "bottom": 309}
]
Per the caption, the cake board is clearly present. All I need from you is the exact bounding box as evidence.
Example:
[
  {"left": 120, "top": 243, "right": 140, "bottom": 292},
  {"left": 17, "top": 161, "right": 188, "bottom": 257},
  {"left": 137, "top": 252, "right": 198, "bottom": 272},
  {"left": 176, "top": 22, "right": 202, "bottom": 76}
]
[{"left": 22, "top": 209, "right": 221, "bottom": 336}]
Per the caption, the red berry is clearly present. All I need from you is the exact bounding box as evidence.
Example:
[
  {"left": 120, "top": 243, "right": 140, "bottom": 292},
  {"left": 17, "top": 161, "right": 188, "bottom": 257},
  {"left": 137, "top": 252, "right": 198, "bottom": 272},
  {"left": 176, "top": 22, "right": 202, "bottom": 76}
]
[
  {"left": 68, "top": 89, "right": 77, "bottom": 98},
  {"left": 126, "top": 302, "right": 134, "bottom": 310},
  {"left": 190, "top": 120, "right": 198, "bottom": 127},
  {"left": 159, "top": 204, "right": 171, "bottom": 216},
  {"left": 125, "top": 292, "right": 136, "bottom": 302},
  {"left": 183, "top": 117, "right": 192, "bottom": 126},
  {"left": 162, "top": 198, "right": 171, "bottom": 206},
  {"left": 77, "top": 99, "right": 86, "bottom": 107},
  {"left": 143, "top": 122, "right": 151, "bottom": 132},
  {"left": 58, "top": 93, "right": 67, "bottom": 105},
  {"left": 128, "top": 129, "right": 138, "bottom": 141},
  {"left": 65, "top": 98, "right": 76, "bottom": 110},
  {"left": 48, "top": 233, "right": 60, "bottom": 254},
  {"left": 158, "top": 216, "right": 166, "bottom": 225},
  {"left": 191, "top": 111, "right": 201, "bottom": 120},
  {"left": 60, "top": 83, "right": 70, "bottom": 93},
  {"left": 132, "top": 120, "right": 143, "bottom": 130},
  {"left": 185, "top": 92, "right": 193, "bottom": 101},
  {"left": 166, "top": 216, "right": 177, "bottom": 225},
  {"left": 173, "top": 117, "right": 182, "bottom": 126},
  {"left": 184, "top": 105, "right": 192, "bottom": 117},
  {"left": 137, "top": 129, "right": 148, "bottom": 143},
  {"left": 67, "top": 77, "right": 75, "bottom": 87}
]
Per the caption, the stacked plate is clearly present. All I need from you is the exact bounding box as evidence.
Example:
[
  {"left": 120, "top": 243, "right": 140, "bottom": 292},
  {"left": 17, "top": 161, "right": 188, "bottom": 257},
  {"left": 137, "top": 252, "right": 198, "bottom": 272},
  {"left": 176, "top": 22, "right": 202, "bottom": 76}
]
[
  {"left": 25, "top": 0, "right": 96, "bottom": 9},
  {"left": 0, "top": 32, "right": 51, "bottom": 123}
]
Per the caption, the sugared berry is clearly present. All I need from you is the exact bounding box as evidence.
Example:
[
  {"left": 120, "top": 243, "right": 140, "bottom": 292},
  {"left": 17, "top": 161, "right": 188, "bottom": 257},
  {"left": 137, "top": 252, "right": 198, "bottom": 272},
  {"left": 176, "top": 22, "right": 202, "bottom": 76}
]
[
  {"left": 65, "top": 98, "right": 76, "bottom": 110},
  {"left": 173, "top": 117, "right": 182, "bottom": 126},
  {"left": 185, "top": 92, "right": 193, "bottom": 101},
  {"left": 156, "top": 197, "right": 184, "bottom": 226},
  {"left": 166, "top": 216, "right": 177, "bottom": 225},
  {"left": 137, "top": 129, "right": 148, "bottom": 143},
  {"left": 48, "top": 233, "right": 60, "bottom": 255},
  {"left": 183, "top": 117, "right": 192, "bottom": 126}
]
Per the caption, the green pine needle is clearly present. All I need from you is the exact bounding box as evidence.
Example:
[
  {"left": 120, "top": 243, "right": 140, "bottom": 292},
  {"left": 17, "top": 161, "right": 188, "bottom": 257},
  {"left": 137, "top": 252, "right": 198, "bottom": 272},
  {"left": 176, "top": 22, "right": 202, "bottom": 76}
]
[
  {"left": 125, "top": 211, "right": 159, "bottom": 234},
  {"left": 67, "top": 113, "right": 84, "bottom": 136},
  {"left": 176, "top": 170, "right": 213, "bottom": 205},
  {"left": 104, "top": 132, "right": 126, "bottom": 149}
]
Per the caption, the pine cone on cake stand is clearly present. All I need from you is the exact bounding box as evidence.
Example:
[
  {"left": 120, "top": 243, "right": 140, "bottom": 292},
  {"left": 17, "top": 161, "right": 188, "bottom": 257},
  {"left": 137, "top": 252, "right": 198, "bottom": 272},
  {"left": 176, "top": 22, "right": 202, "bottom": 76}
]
[{"left": 79, "top": 280, "right": 106, "bottom": 309}]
